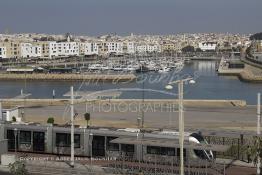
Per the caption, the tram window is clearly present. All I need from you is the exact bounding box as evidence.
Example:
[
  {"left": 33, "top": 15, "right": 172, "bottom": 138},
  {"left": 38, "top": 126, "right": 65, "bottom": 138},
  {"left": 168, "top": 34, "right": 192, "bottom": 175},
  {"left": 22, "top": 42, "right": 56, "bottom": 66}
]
[
  {"left": 177, "top": 148, "right": 186, "bottom": 158},
  {"left": 167, "top": 148, "right": 176, "bottom": 156},
  {"left": 160, "top": 147, "right": 167, "bottom": 155},
  {"left": 147, "top": 146, "right": 160, "bottom": 154},
  {"left": 20, "top": 131, "right": 31, "bottom": 144},
  {"left": 7, "top": 130, "right": 15, "bottom": 150},
  {"left": 56, "top": 133, "right": 80, "bottom": 148},
  {"left": 107, "top": 137, "right": 119, "bottom": 151},
  {"left": 122, "top": 144, "right": 134, "bottom": 153}
]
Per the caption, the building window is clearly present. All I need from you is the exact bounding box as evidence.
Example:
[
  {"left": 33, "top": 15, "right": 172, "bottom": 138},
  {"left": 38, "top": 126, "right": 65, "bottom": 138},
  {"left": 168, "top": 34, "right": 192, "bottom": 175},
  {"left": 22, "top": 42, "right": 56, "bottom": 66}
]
[
  {"left": 20, "top": 131, "right": 31, "bottom": 144},
  {"left": 56, "top": 133, "right": 80, "bottom": 148}
]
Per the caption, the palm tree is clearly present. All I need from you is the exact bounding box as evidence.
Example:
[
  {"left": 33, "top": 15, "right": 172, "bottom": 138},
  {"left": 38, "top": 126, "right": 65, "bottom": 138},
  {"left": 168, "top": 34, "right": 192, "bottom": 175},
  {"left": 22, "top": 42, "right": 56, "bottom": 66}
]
[{"left": 250, "top": 136, "right": 262, "bottom": 175}]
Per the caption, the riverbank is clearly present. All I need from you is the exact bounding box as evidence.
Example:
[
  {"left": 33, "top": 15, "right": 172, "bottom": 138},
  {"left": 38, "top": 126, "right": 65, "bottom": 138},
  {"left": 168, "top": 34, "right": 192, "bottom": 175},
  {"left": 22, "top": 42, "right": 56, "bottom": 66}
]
[{"left": 0, "top": 73, "right": 136, "bottom": 82}]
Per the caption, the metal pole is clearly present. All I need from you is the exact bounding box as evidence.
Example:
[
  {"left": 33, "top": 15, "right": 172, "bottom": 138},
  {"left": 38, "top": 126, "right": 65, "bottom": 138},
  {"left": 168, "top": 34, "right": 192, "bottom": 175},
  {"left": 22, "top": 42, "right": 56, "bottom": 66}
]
[
  {"left": 70, "top": 86, "right": 74, "bottom": 167},
  {"left": 14, "top": 128, "right": 17, "bottom": 155},
  {"left": 52, "top": 89, "right": 55, "bottom": 99},
  {"left": 0, "top": 101, "right": 2, "bottom": 120},
  {"left": 257, "top": 93, "right": 261, "bottom": 175},
  {"left": 178, "top": 80, "right": 184, "bottom": 175}
]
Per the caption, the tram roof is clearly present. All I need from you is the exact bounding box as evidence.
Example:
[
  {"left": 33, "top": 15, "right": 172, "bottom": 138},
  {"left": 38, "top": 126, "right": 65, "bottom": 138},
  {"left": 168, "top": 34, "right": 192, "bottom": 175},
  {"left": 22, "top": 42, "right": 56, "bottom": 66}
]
[{"left": 111, "top": 137, "right": 230, "bottom": 152}]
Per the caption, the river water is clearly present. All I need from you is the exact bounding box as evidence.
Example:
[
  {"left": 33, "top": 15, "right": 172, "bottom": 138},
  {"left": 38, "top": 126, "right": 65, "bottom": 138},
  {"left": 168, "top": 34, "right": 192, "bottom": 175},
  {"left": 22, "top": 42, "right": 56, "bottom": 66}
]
[{"left": 0, "top": 61, "right": 261, "bottom": 104}]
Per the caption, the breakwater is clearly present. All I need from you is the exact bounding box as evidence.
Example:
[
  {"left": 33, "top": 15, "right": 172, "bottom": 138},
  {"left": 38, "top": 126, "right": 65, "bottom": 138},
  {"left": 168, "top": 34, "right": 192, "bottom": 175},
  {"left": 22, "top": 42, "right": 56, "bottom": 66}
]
[{"left": 0, "top": 73, "right": 136, "bottom": 82}]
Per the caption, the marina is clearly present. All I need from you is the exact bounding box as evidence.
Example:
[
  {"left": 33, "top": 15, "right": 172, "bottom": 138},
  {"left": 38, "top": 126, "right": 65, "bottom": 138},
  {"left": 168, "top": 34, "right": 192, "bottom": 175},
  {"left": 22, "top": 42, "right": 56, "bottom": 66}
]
[{"left": 0, "top": 60, "right": 261, "bottom": 104}]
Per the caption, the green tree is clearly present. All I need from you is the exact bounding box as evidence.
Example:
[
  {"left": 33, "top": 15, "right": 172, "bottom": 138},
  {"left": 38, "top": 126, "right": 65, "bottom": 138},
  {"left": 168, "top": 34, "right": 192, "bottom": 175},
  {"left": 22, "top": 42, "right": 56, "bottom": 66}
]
[
  {"left": 47, "top": 117, "right": 54, "bottom": 124},
  {"left": 9, "top": 161, "right": 28, "bottom": 175},
  {"left": 182, "top": 45, "right": 195, "bottom": 52},
  {"left": 84, "top": 113, "right": 90, "bottom": 128},
  {"left": 250, "top": 32, "right": 262, "bottom": 40},
  {"left": 12, "top": 116, "right": 16, "bottom": 122}
]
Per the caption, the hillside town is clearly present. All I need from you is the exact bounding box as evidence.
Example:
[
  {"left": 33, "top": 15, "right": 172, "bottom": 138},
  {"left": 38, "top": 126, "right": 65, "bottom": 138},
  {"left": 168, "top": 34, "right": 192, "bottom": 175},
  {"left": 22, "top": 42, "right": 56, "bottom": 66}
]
[{"left": 0, "top": 33, "right": 254, "bottom": 59}]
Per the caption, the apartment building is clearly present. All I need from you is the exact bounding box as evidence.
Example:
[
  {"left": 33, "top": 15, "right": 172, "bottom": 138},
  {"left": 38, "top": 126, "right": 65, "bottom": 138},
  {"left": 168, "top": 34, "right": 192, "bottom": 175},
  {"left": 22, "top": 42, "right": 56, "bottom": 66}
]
[
  {"left": 198, "top": 42, "right": 217, "bottom": 51},
  {"left": 0, "top": 47, "right": 7, "bottom": 58},
  {"left": 107, "top": 42, "right": 123, "bottom": 55},
  {"left": 21, "top": 43, "right": 42, "bottom": 58},
  {"left": 127, "top": 42, "right": 135, "bottom": 54},
  {"left": 97, "top": 42, "right": 108, "bottom": 56},
  {"left": 162, "top": 41, "right": 176, "bottom": 52},
  {"left": 49, "top": 41, "right": 58, "bottom": 58},
  {"left": 135, "top": 43, "right": 161, "bottom": 53},
  {"left": 84, "top": 42, "right": 98, "bottom": 55},
  {"left": 56, "top": 41, "right": 79, "bottom": 57},
  {"left": 0, "top": 40, "right": 21, "bottom": 58},
  {"left": 37, "top": 41, "right": 50, "bottom": 58}
]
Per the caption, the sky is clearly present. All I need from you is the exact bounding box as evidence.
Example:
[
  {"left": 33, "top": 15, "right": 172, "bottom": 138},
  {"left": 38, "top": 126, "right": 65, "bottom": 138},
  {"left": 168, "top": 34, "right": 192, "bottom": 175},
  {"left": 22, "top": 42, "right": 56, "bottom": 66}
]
[{"left": 0, "top": 0, "right": 261, "bottom": 36}]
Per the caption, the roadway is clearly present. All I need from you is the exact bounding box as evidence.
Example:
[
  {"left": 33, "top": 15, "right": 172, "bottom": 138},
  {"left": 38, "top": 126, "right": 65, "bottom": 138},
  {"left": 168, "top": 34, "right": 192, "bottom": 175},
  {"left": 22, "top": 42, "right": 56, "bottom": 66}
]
[{"left": 22, "top": 103, "right": 259, "bottom": 133}]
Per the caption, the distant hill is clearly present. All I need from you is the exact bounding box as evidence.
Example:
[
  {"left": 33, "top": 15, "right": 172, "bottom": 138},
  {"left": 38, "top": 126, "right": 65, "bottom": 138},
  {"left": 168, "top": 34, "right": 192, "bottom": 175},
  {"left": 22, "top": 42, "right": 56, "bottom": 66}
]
[{"left": 250, "top": 32, "right": 262, "bottom": 40}]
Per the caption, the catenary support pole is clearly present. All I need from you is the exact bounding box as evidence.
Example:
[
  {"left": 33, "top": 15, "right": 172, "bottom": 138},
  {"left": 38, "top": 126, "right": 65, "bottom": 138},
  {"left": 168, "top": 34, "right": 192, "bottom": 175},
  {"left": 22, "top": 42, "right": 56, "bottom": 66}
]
[
  {"left": 70, "top": 86, "right": 75, "bottom": 167},
  {"left": 257, "top": 93, "right": 261, "bottom": 175}
]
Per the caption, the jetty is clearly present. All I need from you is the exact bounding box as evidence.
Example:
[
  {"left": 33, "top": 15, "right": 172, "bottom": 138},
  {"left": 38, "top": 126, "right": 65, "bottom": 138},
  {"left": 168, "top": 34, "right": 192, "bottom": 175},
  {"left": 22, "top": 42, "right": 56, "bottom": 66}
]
[{"left": 0, "top": 73, "right": 136, "bottom": 82}]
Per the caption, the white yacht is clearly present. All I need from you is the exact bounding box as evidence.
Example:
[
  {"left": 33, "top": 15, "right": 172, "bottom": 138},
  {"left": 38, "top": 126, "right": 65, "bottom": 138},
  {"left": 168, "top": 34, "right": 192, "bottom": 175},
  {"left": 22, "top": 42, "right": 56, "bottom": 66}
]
[{"left": 158, "top": 67, "right": 171, "bottom": 73}]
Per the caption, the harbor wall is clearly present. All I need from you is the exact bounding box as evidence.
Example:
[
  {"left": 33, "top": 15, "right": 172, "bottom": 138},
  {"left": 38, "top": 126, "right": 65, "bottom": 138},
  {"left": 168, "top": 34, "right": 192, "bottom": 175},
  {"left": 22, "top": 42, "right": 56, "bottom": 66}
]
[{"left": 217, "top": 58, "right": 262, "bottom": 82}]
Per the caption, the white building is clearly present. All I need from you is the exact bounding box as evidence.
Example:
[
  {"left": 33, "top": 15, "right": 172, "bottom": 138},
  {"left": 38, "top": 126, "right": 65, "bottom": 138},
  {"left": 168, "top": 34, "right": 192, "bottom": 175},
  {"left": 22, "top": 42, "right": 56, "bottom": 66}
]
[
  {"left": 0, "top": 107, "right": 21, "bottom": 122},
  {"left": 0, "top": 47, "right": 7, "bottom": 58},
  {"left": 56, "top": 42, "right": 79, "bottom": 57},
  {"left": 147, "top": 44, "right": 161, "bottom": 53},
  {"left": 126, "top": 42, "right": 135, "bottom": 54},
  {"left": 136, "top": 45, "right": 147, "bottom": 53},
  {"left": 107, "top": 42, "right": 123, "bottom": 54},
  {"left": 48, "top": 41, "right": 79, "bottom": 58},
  {"left": 21, "top": 43, "right": 42, "bottom": 58},
  {"left": 198, "top": 42, "right": 217, "bottom": 51},
  {"left": 49, "top": 41, "right": 58, "bottom": 58},
  {"left": 84, "top": 42, "right": 98, "bottom": 55},
  {"left": 136, "top": 44, "right": 161, "bottom": 53}
]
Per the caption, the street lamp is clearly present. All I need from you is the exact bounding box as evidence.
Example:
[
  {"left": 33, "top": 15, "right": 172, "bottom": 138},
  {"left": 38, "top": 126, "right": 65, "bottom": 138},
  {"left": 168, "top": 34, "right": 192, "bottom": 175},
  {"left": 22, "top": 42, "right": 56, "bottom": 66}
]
[{"left": 165, "top": 77, "right": 195, "bottom": 175}]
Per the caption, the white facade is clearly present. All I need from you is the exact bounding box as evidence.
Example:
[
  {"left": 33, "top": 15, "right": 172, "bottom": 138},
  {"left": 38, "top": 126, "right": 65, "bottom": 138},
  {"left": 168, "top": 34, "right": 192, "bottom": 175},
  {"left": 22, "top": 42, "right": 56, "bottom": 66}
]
[
  {"left": 0, "top": 47, "right": 7, "bottom": 58},
  {"left": 136, "top": 45, "right": 147, "bottom": 53},
  {"left": 107, "top": 42, "right": 123, "bottom": 54},
  {"left": 126, "top": 42, "right": 135, "bottom": 54},
  {"left": 21, "top": 43, "right": 42, "bottom": 58},
  {"left": 147, "top": 44, "right": 161, "bottom": 52},
  {"left": 49, "top": 41, "right": 79, "bottom": 58},
  {"left": 136, "top": 44, "right": 161, "bottom": 53},
  {"left": 84, "top": 42, "right": 98, "bottom": 55},
  {"left": 49, "top": 41, "right": 58, "bottom": 58},
  {"left": 198, "top": 42, "right": 217, "bottom": 51},
  {"left": 1, "top": 107, "right": 21, "bottom": 122}
]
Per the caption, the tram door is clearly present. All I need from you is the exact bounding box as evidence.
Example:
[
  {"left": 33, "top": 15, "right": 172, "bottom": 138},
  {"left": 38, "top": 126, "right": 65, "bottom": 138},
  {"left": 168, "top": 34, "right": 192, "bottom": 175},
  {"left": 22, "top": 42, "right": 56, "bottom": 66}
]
[
  {"left": 33, "top": 132, "right": 45, "bottom": 152},
  {"left": 92, "top": 136, "right": 105, "bottom": 157}
]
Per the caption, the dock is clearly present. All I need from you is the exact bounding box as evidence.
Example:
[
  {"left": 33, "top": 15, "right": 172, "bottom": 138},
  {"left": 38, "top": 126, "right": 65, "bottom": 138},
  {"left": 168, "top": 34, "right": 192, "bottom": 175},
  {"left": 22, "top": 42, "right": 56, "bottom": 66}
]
[{"left": 0, "top": 73, "right": 136, "bottom": 82}]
